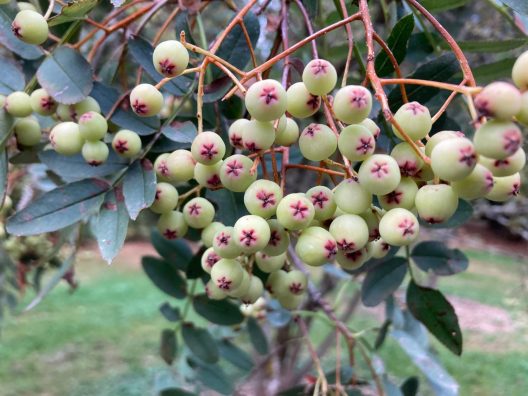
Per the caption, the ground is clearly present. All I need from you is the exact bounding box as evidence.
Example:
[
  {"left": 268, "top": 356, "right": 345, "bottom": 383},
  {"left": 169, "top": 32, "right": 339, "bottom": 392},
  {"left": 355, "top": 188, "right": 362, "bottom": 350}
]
[{"left": 0, "top": 226, "right": 527, "bottom": 396}]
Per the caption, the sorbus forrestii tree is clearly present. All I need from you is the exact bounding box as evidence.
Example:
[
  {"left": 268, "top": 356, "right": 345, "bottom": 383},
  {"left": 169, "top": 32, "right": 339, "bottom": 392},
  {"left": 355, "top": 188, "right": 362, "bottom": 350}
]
[{"left": 0, "top": 0, "right": 526, "bottom": 394}]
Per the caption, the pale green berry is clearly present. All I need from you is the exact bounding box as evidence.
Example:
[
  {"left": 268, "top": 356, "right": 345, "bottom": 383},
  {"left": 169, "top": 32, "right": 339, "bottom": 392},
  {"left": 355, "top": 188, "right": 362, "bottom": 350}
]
[
  {"left": 479, "top": 148, "right": 526, "bottom": 177},
  {"left": 50, "top": 122, "right": 83, "bottom": 155},
  {"left": 263, "top": 219, "right": 290, "bottom": 256},
  {"left": 512, "top": 50, "right": 528, "bottom": 90},
  {"left": 219, "top": 154, "right": 256, "bottom": 192},
  {"left": 205, "top": 279, "right": 227, "bottom": 300},
  {"left": 191, "top": 131, "right": 225, "bottom": 165},
  {"left": 329, "top": 214, "right": 369, "bottom": 252},
  {"left": 183, "top": 197, "right": 215, "bottom": 229},
  {"left": 360, "top": 118, "right": 381, "bottom": 139},
  {"left": 5, "top": 91, "right": 32, "bottom": 117},
  {"left": 360, "top": 208, "right": 382, "bottom": 241},
  {"left": 228, "top": 118, "right": 248, "bottom": 149},
  {"left": 211, "top": 258, "right": 244, "bottom": 292},
  {"left": 154, "top": 153, "right": 170, "bottom": 182},
  {"left": 112, "top": 129, "right": 142, "bottom": 158},
  {"left": 485, "top": 173, "right": 521, "bottom": 202},
  {"left": 306, "top": 186, "right": 336, "bottom": 221},
  {"left": 213, "top": 226, "right": 243, "bottom": 259},
  {"left": 369, "top": 238, "right": 390, "bottom": 259},
  {"left": 392, "top": 101, "right": 432, "bottom": 141},
  {"left": 415, "top": 184, "right": 458, "bottom": 224},
  {"left": 278, "top": 293, "right": 304, "bottom": 310},
  {"left": 150, "top": 182, "right": 179, "bottom": 214},
  {"left": 194, "top": 161, "right": 222, "bottom": 188},
  {"left": 243, "top": 120, "right": 275, "bottom": 152},
  {"left": 473, "top": 120, "right": 522, "bottom": 160},
  {"left": 56, "top": 104, "right": 74, "bottom": 121},
  {"left": 336, "top": 247, "right": 370, "bottom": 270},
  {"left": 431, "top": 138, "right": 477, "bottom": 181},
  {"left": 152, "top": 40, "right": 189, "bottom": 77},
  {"left": 333, "top": 85, "right": 372, "bottom": 124},
  {"left": 78, "top": 111, "right": 107, "bottom": 141},
  {"left": 12, "top": 10, "right": 48, "bottom": 45},
  {"left": 244, "top": 179, "right": 283, "bottom": 218},
  {"left": 241, "top": 276, "right": 264, "bottom": 305},
  {"left": 299, "top": 123, "right": 337, "bottom": 161},
  {"left": 73, "top": 97, "right": 100, "bottom": 118},
  {"left": 515, "top": 91, "right": 528, "bottom": 125},
  {"left": 413, "top": 162, "right": 435, "bottom": 182},
  {"left": 81, "top": 140, "right": 109, "bottom": 166},
  {"left": 201, "top": 247, "right": 221, "bottom": 273},
  {"left": 165, "top": 149, "right": 196, "bottom": 182},
  {"left": 474, "top": 82, "right": 521, "bottom": 120},
  {"left": 424, "top": 130, "right": 462, "bottom": 157},
  {"left": 296, "top": 226, "right": 337, "bottom": 266},
  {"left": 228, "top": 270, "right": 251, "bottom": 298},
  {"left": 130, "top": 84, "right": 163, "bottom": 117},
  {"left": 286, "top": 82, "right": 320, "bottom": 118},
  {"left": 265, "top": 270, "right": 288, "bottom": 297},
  {"left": 379, "top": 208, "right": 419, "bottom": 246},
  {"left": 14, "top": 116, "right": 41, "bottom": 146},
  {"left": 275, "top": 117, "right": 299, "bottom": 146},
  {"left": 333, "top": 178, "right": 372, "bottom": 215},
  {"left": 338, "top": 124, "right": 375, "bottom": 162},
  {"left": 276, "top": 193, "right": 315, "bottom": 230},
  {"left": 255, "top": 251, "right": 286, "bottom": 273},
  {"left": 378, "top": 177, "right": 418, "bottom": 211},
  {"left": 233, "top": 215, "right": 271, "bottom": 254},
  {"left": 30, "top": 88, "right": 57, "bottom": 116},
  {"left": 302, "top": 59, "right": 337, "bottom": 95},
  {"left": 245, "top": 79, "right": 287, "bottom": 122},
  {"left": 276, "top": 114, "right": 287, "bottom": 134},
  {"left": 451, "top": 164, "right": 494, "bottom": 200},
  {"left": 17, "top": 2, "right": 37, "bottom": 11},
  {"left": 157, "top": 210, "right": 188, "bottom": 239},
  {"left": 283, "top": 270, "right": 308, "bottom": 296},
  {"left": 390, "top": 142, "right": 425, "bottom": 177},
  {"left": 358, "top": 154, "right": 401, "bottom": 195}
]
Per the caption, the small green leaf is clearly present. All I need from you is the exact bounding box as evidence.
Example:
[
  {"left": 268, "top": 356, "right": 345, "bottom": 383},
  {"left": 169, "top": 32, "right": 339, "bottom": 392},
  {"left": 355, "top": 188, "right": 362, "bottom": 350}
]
[
  {"left": 206, "top": 189, "right": 247, "bottom": 226},
  {"left": 411, "top": 241, "right": 468, "bottom": 276},
  {"left": 406, "top": 280, "right": 462, "bottom": 355},
  {"left": 151, "top": 230, "right": 193, "bottom": 271},
  {"left": 0, "top": 6, "right": 43, "bottom": 60},
  {"left": 0, "top": 56, "right": 24, "bottom": 95},
  {"left": 187, "top": 358, "right": 232, "bottom": 395},
  {"left": 401, "top": 377, "right": 420, "bottom": 396},
  {"left": 159, "top": 302, "right": 181, "bottom": 322},
  {"left": 470, "top": 58, "right": 517, "bottom": 84},
  {"left": 500, "top": 0, "right": 528, "bottom": 16},
  {"left": 374, "top": 319, "right": 392, "bottom": 350},
  {"left": 37, "top": 47, "right": 93, "bottom": 105},
  {"left": 192, "top": 294, "right": 244, "bottom": 325},
  {"left": 142, "top": 256, "right": 187, "bottom": 299},
  {"left": 161, "top": 121, "right": 197, "bottom": 144},
  {"left": 420, "top": 0, "right": 469, "bottom": 12},
  {"left": 218, "top": 339, "right": 254, "bottom": 371},
  {"left": 182, "top": 323, "right": 219, "bottom": 363},
  {"left": 122, "top": 159, "right": 157, "bottom": 220},
  {"left": 160, "top": 329, "right": 177, "bottom": 365},
  {"left": 96, "top": 188, "right": 129, "bottom": 264},
  {"left": 185, "top": 246, "right": 206, "bottom": 280},
  {"left": 247, "top": 317, "right": 269, "bottom": 355},
  {"left": 375, "top": 14, "right": 415, "bottom": 77},
  {"left": 361, "top": 257, "right": 407, "bottom": 307},
  {"left": 48, "top": 0, "right": 100, "bottom": 27},
  {"left": 439, "top": 38, "right": 527, "bottom": 53}
]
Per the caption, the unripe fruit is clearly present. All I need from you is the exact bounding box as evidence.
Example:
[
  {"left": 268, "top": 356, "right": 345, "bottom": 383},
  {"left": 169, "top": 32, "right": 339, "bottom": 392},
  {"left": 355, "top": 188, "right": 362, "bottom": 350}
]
[
  {"left": 265, "top": 269, "right": 288, "bottom": 297},
  {"left": 183, "top": 197, "right": 215, "bottom": 229},
  {"left": 233, "top": 215, "right": 271, "bottom": 254},
  {"left": 479, "top": 148, "right": 526, "bottom": 177},
  {"left": 194, "top": 161, "right": 222, "bottom": 188},
  {"left": 78, "top": 111, "right": 107, "bottom": 141},
  {"left": 474, "top": 82, "right": 521, "bottom": 120},
  {"left": 278, "top": 293, "right": 304, "bottom": 310},
  {"left": 201, "top": 247, "right": 221, "bottom": 273},
  {"left": 302, "top": 59, "right": 337, "bottom": 95},
  {"left": 17, "top": 2, "right": 37, "bottom": 11},
  {"left": 81, "top": 140, "right": 109, "bottom": 166},
  {"left": 228, "top": 270, "right": 251, "bottom": 298},
  {"left": 275, "top": 115, "right": 287, "bottom": 134},
  {"left": 130, "top": 84, "right": 163, "bottom": 117},
  {"left": 283, "top": 270, "right": 308, "bottom": 296},
  {"left": 516, "top": 91, "right": 528, "bottom": 125},
  {"left": 50, "top": 122, "right": 83, "bottom": 155},
  {"left": 473, "top": 120, "right": 522, "bottom": 160},
  {"left": 157, "top": 210, "right": 188, "bottom": 239},
  {"left": 286, "top": 82, "right": 321, "bottom": 118},
  {"left": 263, "top": 219, "right": 290, "bottom": 256},
  {"left": 413, "top": 163, "right": 435, "bottom": 182},
  {"left": 241, "top": 276, "right": 264, "bottom": 305},
  {"left": 424, "top": 130, "right": 462, "bottom": 157},
  {"left": 338, "top": 124, "right": 375, "bottom": 162},
  {"left": 243, "top": 120, "right": 275, "bottom": 152},
  {"left": 329, "top": 214, "right": 369, "bottom": 252},
  {"left": 512, "top": 50, "right": 528, "bottom": 90},
  {"left": 191, "top": 131, "right": 225, "bottom": 165},
  {"left": 14, "top": 116, "right": 41, "bottom": 146},
  {"left": 276, "top": 193, "right": 315, "bottom": 230},
  {"left": 244, "top": 179, "right": 283, "bottom": 218},
  {"left": 112, "top": 130, "right": 142, "bottom": 158},
  {"left": 30, "top": 88, "right": 57, "bottom": 115},
  {"left": 275, "top": 117, "right": 299, "bottom": 146},
  {"left": 299, "top": 123, "right": 337, "bottom": 161},
  {"left": 154, "top": 154, "right": 170, "bottom": 182},
  {"left": 415, "top": 184, "right": 458, "bottom": 224},
  {"left": 255, "top": 251, "right": 286, "bottom": 273},
  {"left": 56, "top": 104, "right": 74, "bottom": 121},
  {"left": 358, "top": 154, "right": 401, "bottom": 195},
  {"left": 333, "top": 85, "right": 372, "bottom": 124},
  {"left": 5, "top": 91, "right": 32, "bottom": 117},
  {"left": 11, "top": 10, "right": 48, "bottom": 45},
  {"left": 219, "top": 154, "right": 256, "bottom": 192},
  {"left": 245, "top": 79, "right": 287, "bottom": 122},
  {"left": 392, "top": 101, "right": 432, "bottom": 141},
  {"left": 485, "top": 173, "right": 521, "bottom": 202},
  {"left": 296, "top": 226, "right": 337, "bottom": 266},
  {"left": 379, "top": 208, "right": 419, "bottom": 246},
  {"left": 360, "top": 208, "right": 381, "bottom": 241},
  {"left": 369, "top": 238, "right": 390, "bottom": 259},
  {"left": 165, "top": 149, "right": 196, "bottom": 182},
  {"left": 205, "top": 279, "right": 227, "bottom": 300},
  {"left": 378, "top": 177, "right": 418, "bottom": 211},
  {"left": 73, "top": 96, "right": 101, "bottom": 118},
  {"left": 451, "top": 164, "right": 494, "bottom": 200},
  {"left": 306, "top": 186, "right": 336, "bottom": 221},
  {"left": 390, "top": 142, "right": 424, "bottom": 177},
  {"left": 360, "top": 118, "right": 381, "bottom": 140},
  {"left": 228, "top": 118, "right": 248, "bottom": 149},
  {"left": 333, "top": 179, "right": 372, "bottom": 216},
  {"left": 336, "top": 247, "right": 370, "bottom": 270},
  {"left": 213, "top": 226, "right": 242, "bottom": 259},
  {"left": 150, "top": 182, "right": 179, "bottom": 214},
  {"left": 431, "top": 137, "right": 477, "bottom": 181},
  {"left": 152, "top": 40, "right": 189, "bottom": 77},
  {"left": 211, "top": 258, "right": 244, "bottom": 292}
]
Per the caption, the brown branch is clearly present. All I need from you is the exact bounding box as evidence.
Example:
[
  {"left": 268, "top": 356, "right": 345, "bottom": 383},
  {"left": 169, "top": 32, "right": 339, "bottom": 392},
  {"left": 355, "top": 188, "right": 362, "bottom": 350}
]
[{"left": 152, "top": 6, "right": 181, "bottom": 45}]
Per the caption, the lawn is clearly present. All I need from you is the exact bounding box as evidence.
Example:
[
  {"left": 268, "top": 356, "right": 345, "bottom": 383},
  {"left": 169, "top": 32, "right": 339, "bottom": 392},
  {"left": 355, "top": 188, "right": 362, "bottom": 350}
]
[{"left": 0, "top": 245, "right": 527, "bottom": 396}]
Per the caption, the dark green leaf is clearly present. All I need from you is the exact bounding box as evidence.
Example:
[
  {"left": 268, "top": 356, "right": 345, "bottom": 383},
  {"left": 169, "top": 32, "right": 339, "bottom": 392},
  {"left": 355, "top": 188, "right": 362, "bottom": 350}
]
[
  {"left": 159, "top": 388, "right": 196, "bottom": 396},
  {"left": 151, "top": 229, "right": 193, "bottom": 271},
  {"left": 6, "top": 178, "right": 108, "bottom": 235},
  {"left": 201, "top": 77, "right": 233, "bottom": 103},
  {"left": 361, "top": 257, "right": 407, "bottom": 307},
  {"left": 192, "top": 294, "right": 244, "bottom": 325},
  {"left": 122, "top": 159, "right": 156, "bottom": 220},
  {"left": 160, "top": 329, "right": 177, "bottom": 365},
  {"left": 406, "top": 280, "right": 462, "bottom": 355},
  {"left": 37, "top": 47, "right": 93, "bottom": 104},
  {"left": 422, "top": 199, "right": 473, "bottom": 229},
  {"left": 0, "top": 6, "right": 43, "bottom": 60},
  {"left": 471, "top": 58, "right": 517, "bottom": 84},
  {"left": 419, "top": 0, "right": 469, "bottom": 11},
  {"left": 91, "top": 82, "right": 159, "bottom": 135},
  {"left": 187, "top": 358, "right": 232, "bottom": 395},
  {"left": 141, "top": 256, "right": 187, "bottom": 299},
  {"left": 159, "top": 302, "right": 181, "bottom": 322},
  {"left": 500, "top": 0, "right": 528, "bottom": 16},
  {"left": 267, "top": 300, "right": 292, "bottom": 327},
  {"left": 375, "top": 14, "right": 415, "bottom": 77},
  {"left": 303, "top": 0, "right": 319, "bottom": 18},
  {"left": 185, "top": 246, "right": 206, "bottom": 280},
  {"left": 247, "top": 317, "right": 269, "bottom": 355},
  {"left": 162, "top": 121, "right": 197, "bottom": 143},
  {"left": 48, "top": 0, "right": 99, "bottom": 26},
  {"left": 182, "top": 323, "right": 219, "bottom": 363},
  {"left": 401, "top": 377, "right": 419, "bottom": 396},
  {"left": 374, "top": 319, "right": 392, "bottom": 350},
  {"left": 439, "top": 38, "right": 526, "bottom": 53},
  {"left": 96, "top": 188, "right": 129, "bottom": 264},
  {"left": 0, "top": 56, "right": 24, "bottom": 94},
  {"left": 218, "top": 339, "right": 254, "bottom": 370},
  {"left": 411, "top": 241, "right": 468, "bottom": 276},
  {"left": 206, "top": 189, "right": 246, "bottom": 226},
  {"left": 325, "top": 366, "right": 354, "bottom": 384}
]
